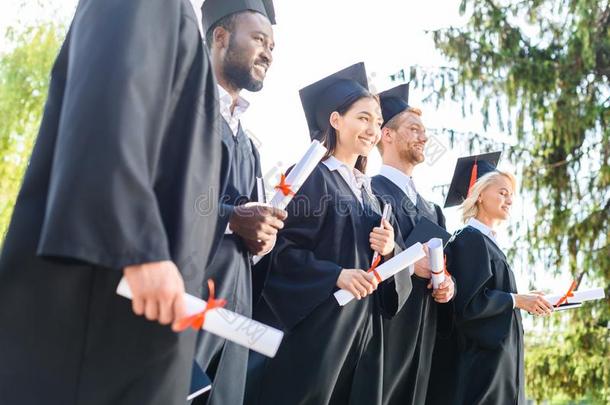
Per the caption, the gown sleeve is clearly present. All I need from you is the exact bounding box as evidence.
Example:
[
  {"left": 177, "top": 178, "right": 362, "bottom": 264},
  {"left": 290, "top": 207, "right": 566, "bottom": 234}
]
[
  {"left": 36, "top": 0, "right": 183, "bottom": 270},
  {"left": 218, "top": 139, "right": 264, "bottom": 233},
  {"left": 449, "top": 228, "right": 514, "bottom": 347},
  {"left": 436, "top": 205, "right": 458, "bottom": 302},
  {"left": 262, "top": 167, "right": 343, "bottom": 330}
]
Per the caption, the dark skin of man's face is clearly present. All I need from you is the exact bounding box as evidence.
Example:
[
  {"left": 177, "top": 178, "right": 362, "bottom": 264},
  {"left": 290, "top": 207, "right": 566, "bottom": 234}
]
[
  {"left": 223, "top": 11, "right": 274, "bottom": 92},
  {"left": 213, "top": 11, "right": 285, "bottom": 256}
]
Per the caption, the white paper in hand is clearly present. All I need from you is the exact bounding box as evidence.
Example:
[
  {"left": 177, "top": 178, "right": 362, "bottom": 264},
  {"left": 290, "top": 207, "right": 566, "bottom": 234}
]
[
  {"left": 544, "top": 287, "right": 605, "bottom": 311},
  {"left": 116, "top": 278, "right": 284, "bottom": 357},
  {"left": 428, "top": 238, "right": 445, "bottom": 289},
  {"left": 268, "top": 140, "right": 327, "bottom": 210},
  {"left": 334, "top": 242, "right": 426, "bottom": 306}
]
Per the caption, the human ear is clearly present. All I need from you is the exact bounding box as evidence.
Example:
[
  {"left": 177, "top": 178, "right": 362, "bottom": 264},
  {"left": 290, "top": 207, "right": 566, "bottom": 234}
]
[{"left": 329, "top": 111, "right": 341, "bottom": 131}]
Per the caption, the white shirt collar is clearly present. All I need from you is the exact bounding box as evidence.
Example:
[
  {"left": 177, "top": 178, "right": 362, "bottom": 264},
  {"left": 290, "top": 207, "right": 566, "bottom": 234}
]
[
  {"left": 188, "top": 0, "right": 205, "bottom": 38},
  {"left": 217, "top": 84, "right": 250, "bottom": 136},
  {"left": 322, "top": 156, "right": 372, "bottom": 205},
  {"left": 379, "top": 164, "right": 418, "bottom": 204},
  {"left": 467, "top": 217, "right": 499, "bottom": 245}
]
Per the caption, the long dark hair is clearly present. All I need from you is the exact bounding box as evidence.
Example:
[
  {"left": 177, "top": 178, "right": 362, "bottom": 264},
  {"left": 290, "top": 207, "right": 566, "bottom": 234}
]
[{"left": 319, "top": 92, "right": 379, "bottom": 173}]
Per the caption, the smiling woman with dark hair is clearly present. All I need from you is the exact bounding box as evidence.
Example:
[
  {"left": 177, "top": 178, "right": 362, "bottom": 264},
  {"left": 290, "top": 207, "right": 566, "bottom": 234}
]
[{"left": 244, "top": 63, "right": 413, "bottom": 405}]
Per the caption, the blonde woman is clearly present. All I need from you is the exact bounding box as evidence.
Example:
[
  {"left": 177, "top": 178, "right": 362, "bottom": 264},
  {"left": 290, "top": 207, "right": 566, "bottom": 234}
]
[{"left": 442, "top": 153, "right": 553, "bottom": 405}]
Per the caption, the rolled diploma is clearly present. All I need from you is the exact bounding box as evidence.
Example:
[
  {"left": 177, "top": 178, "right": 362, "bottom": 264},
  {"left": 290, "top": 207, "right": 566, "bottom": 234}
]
[
  {"left": 268, "top": 140, "right": 327, "bottom": 210},
  {"left": 544, "top": 287, "right": 605, "bottom": 307},
  {"left": 428, "top": 238, "right": 445, "bottom": 289},
  {"left": 252, "top": 140, "right": 328, "bottom": 265},
  {"left": 334, "top": 242, "right": 426, "bottom": 306},
  {"left": 116, "top": 278, "right": 284, "bottom": 357}
]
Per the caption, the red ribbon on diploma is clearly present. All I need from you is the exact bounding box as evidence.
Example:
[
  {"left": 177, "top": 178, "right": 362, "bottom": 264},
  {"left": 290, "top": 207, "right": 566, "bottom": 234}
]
[
  {"left": 554, "top": 280, "right": 577, "bottom": 308},
  {"left": 367, "top": 255, "right": 382, "bottom": 283},
  {"left": 175, "top": 279, "right": 227, "bottom": 332},
  {"left": 274, "top": 173, "right": 295, "bottom": 197},
  {"left": 431, "top": 255, "right": 451, "bottom": 278}
]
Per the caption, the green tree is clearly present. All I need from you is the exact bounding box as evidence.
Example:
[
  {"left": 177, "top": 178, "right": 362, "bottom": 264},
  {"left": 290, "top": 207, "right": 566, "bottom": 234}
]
[
  {"left": 0, "top": 21, "right": 64, "bottom": 241},
  {"left": 414, "top": 0, "right": 609, "bottom": 402}
]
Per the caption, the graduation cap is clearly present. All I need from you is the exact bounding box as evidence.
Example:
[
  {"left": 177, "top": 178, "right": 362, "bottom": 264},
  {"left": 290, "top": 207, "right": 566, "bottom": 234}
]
[
  {"left": 202, "top": 0, "right": 276, "bottom": 34},
  {"left": 378, "top": 83, "right": 410, "bottom": 128},
  {"left": 299, "top": 62, "right": 370, "bottom": 140},
  {"left": 403, "top": 217, "right": 451, "bottom": 249},
  {"left": 444, "top": 151, "right": 501, "bottom": 208}
]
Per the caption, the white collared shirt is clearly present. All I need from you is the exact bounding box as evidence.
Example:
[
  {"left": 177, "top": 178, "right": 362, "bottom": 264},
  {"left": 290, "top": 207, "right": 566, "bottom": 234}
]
[
  {"left": 219, "top": 85, "right": 251, "bottom": 235},
  {"left": 466, "top": 217, "right": 500, "bottom": 247},
  {"left": 379, "top": 164, "right": 418, "bottom": 206},
  {"left": 188, "top": 0, "right": 204, "bottom": 38},
  {"left": 466, "top": 217, "right": 516, "bottom": 307},
  {"left": 378, "top": 164, "right": 420, "bottom": 275},
  {"left": 322, "top": 156, "right": 373, "bottom": 206},
  {"left": 217, "top": 84, "right": 250, "bottom": 136}
]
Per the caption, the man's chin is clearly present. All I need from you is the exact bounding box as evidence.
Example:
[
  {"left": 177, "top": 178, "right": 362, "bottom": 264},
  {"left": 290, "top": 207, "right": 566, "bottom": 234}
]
[
  {"left": 406, "top": 152, "right": 425, "bottom": 165},
  {"left": 244, "top": 78, "right": 264, "bottom": 92}
]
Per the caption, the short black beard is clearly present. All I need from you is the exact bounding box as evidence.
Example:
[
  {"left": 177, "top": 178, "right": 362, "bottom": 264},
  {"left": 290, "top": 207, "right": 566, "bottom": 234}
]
[{"left": 222, "top": 36, "right": 264, "bottom": 92}]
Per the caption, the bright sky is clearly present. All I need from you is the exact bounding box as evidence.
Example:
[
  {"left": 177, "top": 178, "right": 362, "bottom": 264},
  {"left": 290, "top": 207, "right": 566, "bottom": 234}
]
[{"left": 1, "top": 0, "right": 578, "bottom": 295}]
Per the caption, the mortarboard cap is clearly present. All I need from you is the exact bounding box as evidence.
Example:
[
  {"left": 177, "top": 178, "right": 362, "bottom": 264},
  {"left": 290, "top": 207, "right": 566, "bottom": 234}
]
[
  {"left": 403, "top": 217, "right": 451, "bottom": 248},
  {"left": 444, "top": 151, "right": 501, "bottom": 208},
  {"left": 203, "top": 0, "right": 276, "bottom": 34},
  {"left": 299, "top": 62, "right": 370, "bottom": 141},
  {"left": 378, "top": 83, "right": 410, "bottom": 128}
]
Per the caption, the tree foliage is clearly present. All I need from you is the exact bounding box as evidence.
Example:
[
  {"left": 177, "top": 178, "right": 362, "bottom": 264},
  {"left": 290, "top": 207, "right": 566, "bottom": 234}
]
[
  {"left": 414, "top": 0, "right": 609, "bottom": 401},
  {"left": 0, "top": 21, "right": 64, "bottom": 241}
]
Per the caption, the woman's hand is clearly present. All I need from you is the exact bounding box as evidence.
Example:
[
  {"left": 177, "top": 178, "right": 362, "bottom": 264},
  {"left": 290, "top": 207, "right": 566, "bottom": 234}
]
[
  {"left": 336, "top": 269, "right": 379, "bottom": 300},
  {"left": 370, "top": 219, "right": 395, "bottom": 258},
  {"left": 514, "top": 292, "right": 554, "bottom": 316}
]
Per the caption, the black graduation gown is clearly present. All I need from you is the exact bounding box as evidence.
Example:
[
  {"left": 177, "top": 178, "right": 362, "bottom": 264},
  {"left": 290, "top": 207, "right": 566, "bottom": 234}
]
[
  {"left": 371, "top": 175, "right": 449, "bottom": 405},
  {"left": 244, "top": 163, "right": 412, "bottom": 405},
  {"left": 445, "top": 226, "right": 525, "bottom": 405},
  {"left": 193, "top": 121, "right": 261, "bottom": 405},
  {"left": 0, "top": 1, "right": 221, "bottom": 404},
  {"left": 425, "top": 291, "right": 459, "bottom": 405}
]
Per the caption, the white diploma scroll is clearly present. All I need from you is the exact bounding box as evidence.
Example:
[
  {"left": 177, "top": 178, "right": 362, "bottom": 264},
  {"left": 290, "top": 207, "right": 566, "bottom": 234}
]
[
  {"left": 116, "top": 278, "right": 284, "bottom": 357},
  {"left": 428, "top": 238, "right": 445, "bottom": 289},
  {"left": 251, "top": 141, "right": 327, "bottom": 266},
  {"left": 544, "top": 287, "right": 606, "bottom": 312},
  {"left": 334, "top": 242, "right": 426, "bottom": 306},
  {"left": 268, "top": 140, "right": 327, "bottom": 210},
  {"left": 251, "top": 176, "right": 269, "bottom": 267},
  {"left": 256, "top": 177, "right": 266, "bottom": 204}
]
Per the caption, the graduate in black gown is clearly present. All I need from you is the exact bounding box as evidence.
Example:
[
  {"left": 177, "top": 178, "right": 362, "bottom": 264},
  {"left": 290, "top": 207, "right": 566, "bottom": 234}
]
[
  {"left": 371, "top": 84, "right": 455, "bottom": 405},
  {"left": 440, "top": 154, "right": 553, "bottom": 405},
  {"left": 244, "top": 62, "right": 413, "bottom": 405},
  {"left": 0, "top": 1, "right": 221, "bottom": 404},
  {"left": 193, "top": 2, "right": 286, "bottom": 404}
]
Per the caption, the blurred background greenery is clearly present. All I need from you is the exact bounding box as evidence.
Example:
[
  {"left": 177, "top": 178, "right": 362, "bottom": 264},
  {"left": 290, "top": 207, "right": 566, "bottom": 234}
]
[{"left": 0, "top": 0, "right": 608, "bottom": 403}]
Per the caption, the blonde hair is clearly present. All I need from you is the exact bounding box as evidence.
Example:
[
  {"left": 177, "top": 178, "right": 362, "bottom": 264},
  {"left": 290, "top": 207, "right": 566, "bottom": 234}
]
[{"left": 460, "top": 170, "right": 517, "bottom": 223}]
